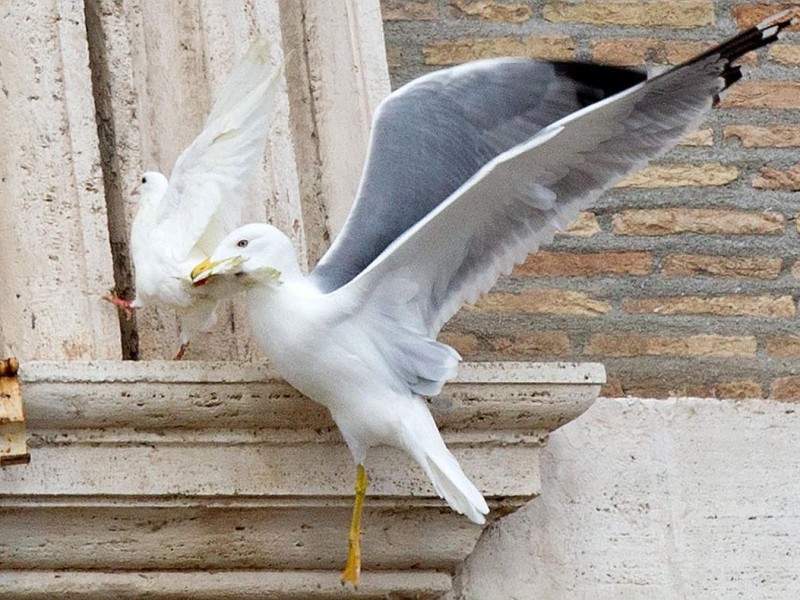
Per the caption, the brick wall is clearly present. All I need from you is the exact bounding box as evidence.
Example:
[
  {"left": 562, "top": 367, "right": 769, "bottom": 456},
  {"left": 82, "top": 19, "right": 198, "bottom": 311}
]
[{"left": 380, "top": 1, "right": 800, "bottom": 399}]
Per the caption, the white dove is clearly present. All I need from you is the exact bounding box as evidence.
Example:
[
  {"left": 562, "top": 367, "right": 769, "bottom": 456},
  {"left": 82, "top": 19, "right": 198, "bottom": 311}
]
[
  {"left": 190, "top": 10, "right": 797, "bottom": 586},
  {"left": 104, "top": 38, "right": 282, "bottom": 359}
]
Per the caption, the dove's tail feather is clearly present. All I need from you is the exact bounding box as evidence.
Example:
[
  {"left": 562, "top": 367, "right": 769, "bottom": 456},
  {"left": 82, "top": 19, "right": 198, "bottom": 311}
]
[{"left": 404, "top": 397, "right": 489, "bottom": 525}]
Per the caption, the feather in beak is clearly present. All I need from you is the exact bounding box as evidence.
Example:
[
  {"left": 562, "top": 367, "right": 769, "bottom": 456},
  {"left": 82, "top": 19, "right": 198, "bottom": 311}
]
[{"left": 190, "top": 256, "right": 245, "bottom": 286}]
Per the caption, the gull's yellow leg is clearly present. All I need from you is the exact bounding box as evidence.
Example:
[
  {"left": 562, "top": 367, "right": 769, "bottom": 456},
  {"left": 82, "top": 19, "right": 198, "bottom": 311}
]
[{"left": 340, "top": 464, "right": 368, "bottom": 587}]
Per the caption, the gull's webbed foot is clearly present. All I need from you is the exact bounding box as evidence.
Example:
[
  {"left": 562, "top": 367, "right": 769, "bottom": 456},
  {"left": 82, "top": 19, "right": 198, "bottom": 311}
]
[{"left": 340, "top": 464, "right": 368, "bottom": 587}]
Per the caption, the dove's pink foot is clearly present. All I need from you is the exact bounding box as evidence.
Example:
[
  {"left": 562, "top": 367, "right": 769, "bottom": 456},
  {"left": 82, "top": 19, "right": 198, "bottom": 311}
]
[
  {"left": 173, "top": 342, "right": 189, "bottom": 361},
  {"left": 102, "top": 293, "right": 134, "bottom": 320}
]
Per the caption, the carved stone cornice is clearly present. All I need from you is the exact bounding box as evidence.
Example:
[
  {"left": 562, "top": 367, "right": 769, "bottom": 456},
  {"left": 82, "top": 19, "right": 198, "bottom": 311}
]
[{"left": 0, "top": 361, "right": 604, "bottom": 599}]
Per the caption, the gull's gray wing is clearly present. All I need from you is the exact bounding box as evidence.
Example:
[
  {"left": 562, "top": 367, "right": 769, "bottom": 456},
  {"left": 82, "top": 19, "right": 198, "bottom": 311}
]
[
  {"left": 331, "top": 10, "right": 795, "bottom": 395},
  {"left": 309, "top": 58, "right": 647, "bottom": 292}
]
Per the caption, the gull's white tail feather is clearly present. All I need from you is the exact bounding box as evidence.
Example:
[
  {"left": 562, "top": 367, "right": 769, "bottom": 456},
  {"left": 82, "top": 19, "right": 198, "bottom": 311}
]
[
  {"left": 404, "top": 397, "right": 489, "bottom": 525},
  {"left": 424, "top": 445, "right": 488, "bottom": 524}
]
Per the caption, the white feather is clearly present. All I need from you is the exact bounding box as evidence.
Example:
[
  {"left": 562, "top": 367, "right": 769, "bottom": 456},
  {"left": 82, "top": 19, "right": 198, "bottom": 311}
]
[{"left": 126, "top": 39, "right": 282, "bottom": 347}]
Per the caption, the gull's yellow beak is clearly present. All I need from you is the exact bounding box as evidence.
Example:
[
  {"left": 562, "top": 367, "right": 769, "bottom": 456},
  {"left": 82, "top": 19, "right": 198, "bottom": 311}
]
[
  {"left": 190, "top": 255, "right": 247, "bottom": 286},
  {"left": 191, "top": 258, "right": 217, "bottom": 286}
]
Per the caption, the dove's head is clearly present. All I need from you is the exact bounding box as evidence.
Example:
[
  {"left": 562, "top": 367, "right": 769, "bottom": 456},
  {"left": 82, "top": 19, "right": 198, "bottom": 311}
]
[
  {"left": 190, "top": 223, "right": 300, "bottom": 288},
  {"left": 132, "top": 171, "right": 169, "bottom": 207}
]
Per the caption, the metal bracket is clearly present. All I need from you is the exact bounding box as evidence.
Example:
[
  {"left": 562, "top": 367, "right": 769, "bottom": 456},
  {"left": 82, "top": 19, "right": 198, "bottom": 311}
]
[{"left": 1, "top": 357, "right": 29, "bottom": 467}]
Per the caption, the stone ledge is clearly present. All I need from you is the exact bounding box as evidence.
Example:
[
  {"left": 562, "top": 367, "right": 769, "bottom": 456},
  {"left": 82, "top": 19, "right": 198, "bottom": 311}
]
[
  {"left": 1, "top": 361, "right": 604, "bottom": 599},
  {"left": 0, "top": 570, "right": 452, "bottom": 600}
]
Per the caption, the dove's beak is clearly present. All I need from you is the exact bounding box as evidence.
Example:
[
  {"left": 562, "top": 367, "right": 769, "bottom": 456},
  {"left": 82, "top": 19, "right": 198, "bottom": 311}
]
[
  {"left": 130, "top": 185, "right": 140, "bottom": 196},
  {"left": 190, "top": 256, "right": 244, "bottom": 286}
]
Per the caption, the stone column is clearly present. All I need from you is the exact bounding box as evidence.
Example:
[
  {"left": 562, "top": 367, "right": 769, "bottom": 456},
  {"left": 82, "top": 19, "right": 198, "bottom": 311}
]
[
  {"left": 85, "top": 0, "right": 306, "bottom": 360},
  {"left": 85, "top": 0, "right": 391, "bottom": 361},
  {"left": 0, "top": 0, "right": 121, "bottom": 360},
  {"left": 280, "top": 0, "right": 391, "bottom": 239}
]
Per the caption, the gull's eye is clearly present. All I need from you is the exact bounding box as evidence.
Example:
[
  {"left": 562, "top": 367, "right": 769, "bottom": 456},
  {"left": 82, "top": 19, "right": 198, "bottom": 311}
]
[
  {"left": 141, "top": 176, "right": 147, "bottom": 184},
  {"left": 236, "top": 239, "right": 249, "bottom": 248}
]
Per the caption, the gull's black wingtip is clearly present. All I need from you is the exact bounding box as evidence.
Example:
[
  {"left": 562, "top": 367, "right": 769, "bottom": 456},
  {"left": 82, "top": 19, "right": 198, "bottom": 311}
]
[
  {"left": 691, "top": 7, "right": 797, "bottom": 68},
  {"left": 668, "top": 7, "right": 798, "bottom": 105},
  {"left": 755, "top": 7, "right": 799, "bottom": 36}
]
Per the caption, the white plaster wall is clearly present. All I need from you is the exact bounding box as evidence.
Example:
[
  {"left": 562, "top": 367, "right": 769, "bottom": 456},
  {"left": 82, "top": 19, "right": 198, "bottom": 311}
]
[{"left": 461, "top": 397, "right": 800, "bottom": 599}]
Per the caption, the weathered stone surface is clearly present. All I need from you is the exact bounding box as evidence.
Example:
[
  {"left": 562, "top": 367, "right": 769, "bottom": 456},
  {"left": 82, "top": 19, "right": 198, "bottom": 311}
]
[
  {"left": 720, "top": 81, "right": 800, "bottom": 109},
  {"left": 599, "top": 377, "right": 625, "bottom": 397},
  {"left": 382, "top": 1, "right": 438, "bottom": 20},
  {"left": 724, "top": 124, "right": 800, "bottom": 148},
  {"left": 0, "top": 1, "right": 121, "bottom": 360},
  {"left": 619, "top": 379, "right": 715, "bottom": 399},
  {"left": 297, "top": 0, "right": 391, "bottom": 240},
  {"left": 769, "top": 44, "right": 800, "bottom": 64},
  {"left": 514, "top": 251, "right": 652, "bottom": 277},
  {"left": 680, "top": 128, "right": 714, "bottom": 146},
  {"left": 661, "top": 254, "right": 782, "bottom": 279},
  {"left": 423, "top": 35, "right": 575, "bottom": 65},
  {"left": 585, "top": 334, "right": 757, "bottom": 357},
  {"left": 732, "top": 3, "right": 800, "bottom": 31},
  {"left": 594, "top": 38, "right": 683, "bottom": 65},
  {"left": 449, "top": 0, "right": 532, "bottom": 22},
  {"left": 623, "top": 295, "right": 795, "bottom": 318},
  {"left": 616, "top": 163, "right": 738, "bottom": 188},
  {"left": 462, "top": 397, "right": 800, "bottom": 598},
  {"left": 0, "top": 571, "right": 452, "bottom": 600},
  {"left": 612, "top": 209, "right": 784, "bottom": 236},
  {"left": 470, "top": 289, "right": 611, "bottom": 316},
  {"left": 591, "top": 39, "right": 746, "bottom": 66},
  {"left": 752, "top": 164, "right": 800, "bottom": 190},
  {"left": 438, "top": 331, "right": 480, "bottom": 357},
  {"left": 649, "top": 379, "right": 769, "bottom": 401},
  {"left": 713, "top": 379, "right": 763, "bottom": 400},
  {"left": 675, "top": 43, "right": 758, "bottom": 65},
  {"left": 561, "top": 212, "right": 601, "bottom": 237},
  {"left": 793, "top": 258, "right": 800, "bottom": 278},
  {"left": 487, "top": 332, "right": 572, "bottom": 358},
  {"left": 765, "top": 336, "right": 800, "bottom": 358},
  {"left": 543, "top": 0, "right": 714, "bottom": 28},
  {"left": 386, "top": 44, "right": 405, "bottom": 68},
  {"left": 770, "top": 376, "right": 800, "bottom": 401},
  {"left": 1, "top": 360, "right": 604, "bottom": 598}
]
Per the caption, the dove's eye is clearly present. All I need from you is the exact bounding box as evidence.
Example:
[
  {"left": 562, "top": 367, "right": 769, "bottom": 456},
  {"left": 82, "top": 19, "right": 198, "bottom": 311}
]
[
  {"left": 236, "top": 239, "right": 249, "bottom": 248},
  {"left": 141, "top": 176, "right": 147, "bottom": 184}
]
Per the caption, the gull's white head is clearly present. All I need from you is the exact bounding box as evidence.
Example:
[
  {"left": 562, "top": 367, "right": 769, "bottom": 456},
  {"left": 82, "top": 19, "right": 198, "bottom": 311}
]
[
  {"left": 132, "top": 171, "right": 169, "bottom": 206},
  {"left": 190, "top": 223, "right": 299, "bottom": 287}
]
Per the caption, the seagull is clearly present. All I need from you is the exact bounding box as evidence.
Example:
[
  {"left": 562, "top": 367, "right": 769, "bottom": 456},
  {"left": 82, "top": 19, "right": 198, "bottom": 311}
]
[
  {"left": 103, "top": 38, "right": 282, "bottom": 359},
  {"left": 190, "top": 10, "right": 796, "bottom": 586}
]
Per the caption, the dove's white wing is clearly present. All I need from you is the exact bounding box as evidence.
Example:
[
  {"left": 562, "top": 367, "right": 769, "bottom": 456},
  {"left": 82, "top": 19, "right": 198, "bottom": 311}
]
[
  {"left": 206, "top": 40, "right": 279, "bottom": 125},
  {"left": 154, "top": 39, "right": 283, "bottom": 261}
]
